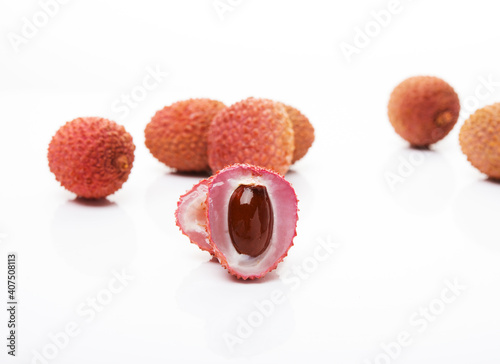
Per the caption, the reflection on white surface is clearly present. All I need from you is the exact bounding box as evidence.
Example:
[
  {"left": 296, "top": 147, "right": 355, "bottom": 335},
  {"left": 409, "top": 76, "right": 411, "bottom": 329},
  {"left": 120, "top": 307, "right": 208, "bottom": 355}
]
[
  {"left": 453, "top": 179, "right": 500, "bottom": 251},
  {"left": 384, "top": 147, "right": 455, "bottom": 214},
  {"left": 177, "top": 258, "right": 295, "bottom": 357},
  {"left": 51, "top": 198, "right": 137, "bottom": 276}
]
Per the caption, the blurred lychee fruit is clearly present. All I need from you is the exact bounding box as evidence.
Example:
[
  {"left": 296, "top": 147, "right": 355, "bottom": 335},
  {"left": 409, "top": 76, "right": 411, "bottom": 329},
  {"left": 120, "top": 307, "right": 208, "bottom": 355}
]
[
  {"left": 460, "top": 103, "right": 500, "bottom": 179},
  {"left": 48, "top": 117, "right": 135, "bottom": 199},
  {"left": 282, "top": 103, "right": 315, "bottom": 163},
  {"left": 207, "top": 98, "right": 294, "bottom": 175},
  {"left": 145, "top": 98, "right": 226, "bottom": 172},
  {"left": 388, "top": 76, "right": 460, "bottom": 147}
]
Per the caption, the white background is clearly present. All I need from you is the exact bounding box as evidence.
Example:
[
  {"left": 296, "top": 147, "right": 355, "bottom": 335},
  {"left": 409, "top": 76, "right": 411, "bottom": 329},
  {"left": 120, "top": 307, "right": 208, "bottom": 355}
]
[{"left": 1, "top": 0, "right": 500, "bottom": 363}]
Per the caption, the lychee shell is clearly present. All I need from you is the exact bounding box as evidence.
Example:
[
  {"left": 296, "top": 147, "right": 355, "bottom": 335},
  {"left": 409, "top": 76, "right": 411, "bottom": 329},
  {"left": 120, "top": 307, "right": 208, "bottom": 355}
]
[{"left": 175, "top": 177, "right": 214, "bottom": 254}]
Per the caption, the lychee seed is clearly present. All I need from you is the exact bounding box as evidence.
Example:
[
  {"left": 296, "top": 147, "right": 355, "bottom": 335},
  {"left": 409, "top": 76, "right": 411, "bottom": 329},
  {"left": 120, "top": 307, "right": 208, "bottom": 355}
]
[{"left": 228, "top": 184, "right": 274, "bottom": 257}]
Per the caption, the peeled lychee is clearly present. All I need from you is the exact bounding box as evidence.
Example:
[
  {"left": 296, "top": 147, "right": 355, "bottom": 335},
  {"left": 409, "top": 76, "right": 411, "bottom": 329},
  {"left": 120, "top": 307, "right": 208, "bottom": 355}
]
[
  {"left": 207, "top": 98, "right": 295, "bottom": 175},
  {"left": 388, "top": 76, "right": 460, "bottom": 147},
  {"left": 145, "top": 98, "right": 226, "bottom": 172},
  {"left": 460, "top": 103, "right": 500, "bottom": 179},
  {"left": 282, "top": 103, "right": 315, "bottom": 163},
  {"left": 176, "top": 164, "right": 298, "bottom": 280},
  {"left": 48, "top": 117, "right": 135, "bottom": 199}
]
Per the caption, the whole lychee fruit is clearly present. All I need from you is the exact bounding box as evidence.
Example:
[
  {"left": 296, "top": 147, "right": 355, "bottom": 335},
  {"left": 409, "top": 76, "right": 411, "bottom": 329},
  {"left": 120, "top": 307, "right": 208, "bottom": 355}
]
[
  {"left": 388, "top": 76, "right": 460, "bottom": 147},
  {"left": 145, "top": 98, "right": 226, "bottom": 172},
  {"left": 207, "top": 98, "right": 294, "bottom": 175},
  {"left": 460, "top": 103, "right": 500, "bottom": 179},
  {"left": 48, "top": 117, "right": 135, "bottom": 199},
  {"left": 282, "top": 103, "right": 315, "bottom": 163},
  {"left": 176, "top": 164, "right": 298, "bottom": 280}
]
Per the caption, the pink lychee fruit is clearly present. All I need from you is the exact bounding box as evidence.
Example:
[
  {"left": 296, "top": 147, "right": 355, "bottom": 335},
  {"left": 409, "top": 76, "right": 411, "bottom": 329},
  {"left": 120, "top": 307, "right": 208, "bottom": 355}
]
[
  {"left": 48, "top": 117, "right": 135, "bottom": 199},
  {"left": 145, "top": 98, "right": 226, "bottom": 172},
  {"left": 175, "top": 164, "right": 298, "bottom": 280},
  {"left": 207, "top": 98, "right": 295, "bottom": 175}
]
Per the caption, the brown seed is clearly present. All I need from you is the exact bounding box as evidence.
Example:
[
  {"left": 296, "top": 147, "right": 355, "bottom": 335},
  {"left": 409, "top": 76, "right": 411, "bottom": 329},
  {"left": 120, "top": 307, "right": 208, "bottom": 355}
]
[{"left": 228, "top": 184, "right": 274, "bottom": 257}]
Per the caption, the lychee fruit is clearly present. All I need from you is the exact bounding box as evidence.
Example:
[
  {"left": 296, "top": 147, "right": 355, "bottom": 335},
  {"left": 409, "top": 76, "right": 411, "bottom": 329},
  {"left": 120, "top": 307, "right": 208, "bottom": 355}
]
[
  {"left": 176, "top": 164, "right": 298, "bottom": 280},
  {"left": 282, "top": 103, "right": 315, "bottom": 163},
  {"left": 459, "top": 103, "right": 500, "bottom": 179},
  {"left": 388, "top": 76, "right": 460, "bottom": 147},
  {"left": 145, "top": 98, "right": 226, "bottom": 172},
  {"left": 207, "top": 98, "right": 295, "bottom": 175},
  {"left": 48, "top": 117, "right": 135, "bottom": 199}
]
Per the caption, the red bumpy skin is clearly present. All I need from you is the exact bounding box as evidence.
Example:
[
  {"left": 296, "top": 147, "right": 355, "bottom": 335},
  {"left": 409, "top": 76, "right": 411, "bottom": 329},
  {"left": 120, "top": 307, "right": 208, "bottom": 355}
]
[
  {"left": 388, "top": 76, "right": 460, "bottom": 147},
  {"left": 48, "top": 117, "right": 135, "bottom": 199},
  {"left": 282, "top": 103, "right": 315, "bottom": 163},
  {"left": 145, "top": 98, "right": 226, "bottom": 172},
  {"left": 460, "top": 103, "right": 500, "bottom": 179},
  {"left": 176, "top": 164, "right": 299, "bottom": 280},
  {"left": 207, "top": 98, "right": 295, "bottom": 175}
]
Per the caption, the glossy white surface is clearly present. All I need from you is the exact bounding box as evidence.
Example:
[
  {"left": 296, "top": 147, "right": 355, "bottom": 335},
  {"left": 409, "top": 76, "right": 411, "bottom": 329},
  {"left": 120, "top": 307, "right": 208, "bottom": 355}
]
[{"left": 1, "top": 0, "right": 500, "bottom": 362}]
